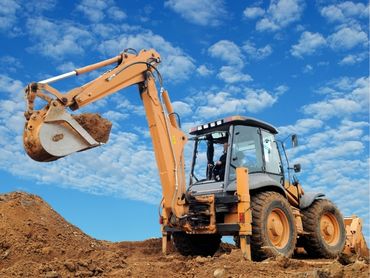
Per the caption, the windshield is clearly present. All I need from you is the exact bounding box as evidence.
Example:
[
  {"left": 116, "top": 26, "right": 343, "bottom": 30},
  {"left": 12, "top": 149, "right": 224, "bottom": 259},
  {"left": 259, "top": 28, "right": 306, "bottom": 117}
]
[{"left": 229, "top": 126, "right": 263, "bottom": 180}]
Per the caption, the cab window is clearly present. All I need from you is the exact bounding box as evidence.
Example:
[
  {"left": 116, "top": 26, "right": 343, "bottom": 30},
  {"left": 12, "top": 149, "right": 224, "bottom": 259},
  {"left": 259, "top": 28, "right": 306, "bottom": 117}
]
[
  {"left": 229, "top": 126, "right": 263, "bottom": 180},
  {"left": 262, "top": 130, "right": 281, "bottom": 174}
]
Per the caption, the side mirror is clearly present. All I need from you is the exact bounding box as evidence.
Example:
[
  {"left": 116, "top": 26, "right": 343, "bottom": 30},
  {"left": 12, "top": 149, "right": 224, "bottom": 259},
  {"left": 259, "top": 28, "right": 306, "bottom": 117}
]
[
  {"left": 293, "top": 163, "right": 301, "bottom": 173},
  {"left": 292, "top": 134, "right": 298, "bottom": 148}
]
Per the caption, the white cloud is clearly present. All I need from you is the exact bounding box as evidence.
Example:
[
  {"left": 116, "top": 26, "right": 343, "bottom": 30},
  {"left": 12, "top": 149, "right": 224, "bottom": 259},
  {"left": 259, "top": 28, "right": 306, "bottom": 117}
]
[
  {"left": 351, "top": 76, "right": 369, "bottom": 103},
  {"left": 244, "top": 88, "right": 278, "bottom": 113},
  {"left": 317, "top": 76, "right": 367, "bottom": 96},
  {"left": 97, "top": 31, "right": 195, "bottom": 83},
  {"left": 291, "top": 31, "right": 327, "bottom": 57},
  {"left": 102, "top": 110, "right": 129, "bottom": 126},
  {"left": 243, "top": 7, "right": 265, "bottom": 19},
  {"left": 278, "top": 118, "right": 324, "bottom": 136},
  {"left": 25, "top": 0, "right": 56, "bottom": 13},
  {"left": 196, "top": 65, "right": 213, "bottom": 76},
  {"left": 303, "top": 64, "right": 313, "bottom": 73},
  {"left": 0, "top": 0, "right": 58, "bottom": 36},
  {"left": 107, "top": 6, "right": 127, "bottom": 21},
  {"left": 91, "top": 23, "right": 121, "bottom": 39},
  {"left": 327, "top": 25, "right": 368, "bottom": 50},
  {"left": 57, "top": 62, "right": 77, "bottom": 73},
  {"left": 164, "top": 0, "right": 226, "bottom": 26},
  {"left": 193, "top": 86, "right": 281, "bottom": 119},
  {"left": 254, "top": 0, "right": 305, "bottom": 32},
  {"left": 0, "top": 56, "right": 22, "bottom": 72},
  {"left": 304, "top": 141, "right": 364, "bottom": 162},
  {"left": 208, "top": 40, "right": 244, "bottom": 66},
  {"left": 303, "top": 98, "right": 362, "bottom": 120},
  {"left": 320, "top": 1, "right": 369, "bottom": 23},
  {"left": 208, "top": 40, "right": 253, "bottom": 84},
  {"left": 0, "top": 74, "right": 23, "bottom": 95},
  {"left": 338, "top": 53, "right": 367, "bottom": 65},
  {"left": 313, "top": 120, "right": 368, "bottom": 143},
  {"left": 0, "top": 0, "right": 21, "bottom": 33},
  {"left": 160, "top": 55, "right": 195, "bottom": 82},
  {"left": 329, "top": 76, "right": 356, "bottom": 92},
  {"left": 217, "top": 66, "right": 252, "bottom": 83},
  {"left": 172, "top": 101, "right": 192, "bottom": 116},
  {"left": 76, "top": 0, "right": 126, "bottom": 22},
  {"left": 303, "top": 76, "right": 369, "bottom": 120},
  {"left": 26, "top": 17, "right": 94, "bottom": 59},
  {"left": 113, "top": 95, "right": 144, "bottom": 116},
  {"left": 242, "top": 41, "right": 272, "bottom": 60},
  {"left": 275, "top": 85, "right": 289, "bottom": 95}
]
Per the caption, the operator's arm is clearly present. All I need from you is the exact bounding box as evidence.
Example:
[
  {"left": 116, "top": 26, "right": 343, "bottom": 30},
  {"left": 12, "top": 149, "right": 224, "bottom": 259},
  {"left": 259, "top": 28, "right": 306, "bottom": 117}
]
[{"left": 217, "top": 153, "right": 227, "bottom": 165}]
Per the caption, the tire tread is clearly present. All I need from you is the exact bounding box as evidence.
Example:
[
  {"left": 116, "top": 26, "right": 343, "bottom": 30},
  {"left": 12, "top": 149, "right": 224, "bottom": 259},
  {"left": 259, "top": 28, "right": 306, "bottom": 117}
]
[
  {"left": 250, "top": 191, "right": 297, "bottom": 261},
  {"left": 301, "top": 199, "right": 346, "bottom": 258}
]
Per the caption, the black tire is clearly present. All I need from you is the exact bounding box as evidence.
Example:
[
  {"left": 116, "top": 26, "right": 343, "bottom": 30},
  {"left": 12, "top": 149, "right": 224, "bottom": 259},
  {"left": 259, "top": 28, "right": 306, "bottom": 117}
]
[
  {"left": 301, "top": 199, "right": 346, "bottom": 258},
  {"left": 172, "top": 232, "right": 221, "bottom": 257},
  {"left": 250, "top": 191, "right": 297, "bottom": 261}
]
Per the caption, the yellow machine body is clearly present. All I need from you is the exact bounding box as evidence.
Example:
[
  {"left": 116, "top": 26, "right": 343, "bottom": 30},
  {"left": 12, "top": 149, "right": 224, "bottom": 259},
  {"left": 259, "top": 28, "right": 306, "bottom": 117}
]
[{"left": 22, "top": 49, "right": 368, "bottom": 260}]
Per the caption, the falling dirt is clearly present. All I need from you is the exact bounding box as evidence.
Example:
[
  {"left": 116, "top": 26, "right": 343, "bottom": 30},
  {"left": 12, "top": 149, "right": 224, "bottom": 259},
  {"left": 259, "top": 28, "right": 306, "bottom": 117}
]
[{"left": 0, "top": 192, "right": 368, "bottom": 277}]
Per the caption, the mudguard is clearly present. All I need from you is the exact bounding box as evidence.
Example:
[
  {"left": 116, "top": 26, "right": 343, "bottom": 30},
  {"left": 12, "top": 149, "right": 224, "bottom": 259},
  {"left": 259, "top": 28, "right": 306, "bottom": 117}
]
[{"left": 299, "top": 192, "right": 325, "bottom": 209}]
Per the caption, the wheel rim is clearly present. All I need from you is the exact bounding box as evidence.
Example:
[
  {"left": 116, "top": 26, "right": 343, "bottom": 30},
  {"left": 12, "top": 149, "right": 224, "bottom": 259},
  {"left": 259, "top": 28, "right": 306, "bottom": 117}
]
[
  {"left": 267, "top": 208, "right": 290, "bottom": 249},
  {"left": 320, "top": 213, "right": 340, "bottom": 246}
]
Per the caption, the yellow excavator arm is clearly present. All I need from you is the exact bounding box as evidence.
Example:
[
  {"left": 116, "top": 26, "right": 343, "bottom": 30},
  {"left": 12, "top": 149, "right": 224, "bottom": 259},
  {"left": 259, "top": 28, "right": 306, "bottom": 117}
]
[{"left": 23, "top": 49, "right": 188, "bottom": 220}]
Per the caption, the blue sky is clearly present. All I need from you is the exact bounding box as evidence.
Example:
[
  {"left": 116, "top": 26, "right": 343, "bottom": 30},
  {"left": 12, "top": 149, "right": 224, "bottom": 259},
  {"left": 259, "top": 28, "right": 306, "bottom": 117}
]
[{"left": 0, "top": 0, "right": 369, "bottom": 242}]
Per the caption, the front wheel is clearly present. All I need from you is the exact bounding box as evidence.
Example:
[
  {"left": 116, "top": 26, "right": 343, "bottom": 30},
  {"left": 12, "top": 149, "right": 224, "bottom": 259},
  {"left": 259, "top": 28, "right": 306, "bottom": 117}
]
[
  {"left": 250, "top": 191, "right": 297, "bottom": 261},
  {"left": 301, "top": 199, "right": 346, "bottom": 258}
]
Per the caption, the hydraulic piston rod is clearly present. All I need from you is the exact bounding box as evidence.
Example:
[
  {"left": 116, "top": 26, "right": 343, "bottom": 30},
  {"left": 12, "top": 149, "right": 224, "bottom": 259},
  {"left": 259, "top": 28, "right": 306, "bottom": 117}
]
[{"left": 38, "top": 54, "right": 124, "bottom": 84}]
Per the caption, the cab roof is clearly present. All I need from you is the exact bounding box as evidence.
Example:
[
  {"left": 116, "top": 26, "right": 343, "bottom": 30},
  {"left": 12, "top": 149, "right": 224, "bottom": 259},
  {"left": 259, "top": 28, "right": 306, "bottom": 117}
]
[{"left": 189, "top": 115, "right": 278, "bottom": 136}]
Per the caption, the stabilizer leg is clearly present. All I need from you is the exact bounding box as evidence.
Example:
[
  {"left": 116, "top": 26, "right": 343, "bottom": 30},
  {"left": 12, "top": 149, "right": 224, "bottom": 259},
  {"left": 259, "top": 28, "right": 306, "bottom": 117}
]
[{"left": 236, "top": 167, "right": 252, "bottom": 260}]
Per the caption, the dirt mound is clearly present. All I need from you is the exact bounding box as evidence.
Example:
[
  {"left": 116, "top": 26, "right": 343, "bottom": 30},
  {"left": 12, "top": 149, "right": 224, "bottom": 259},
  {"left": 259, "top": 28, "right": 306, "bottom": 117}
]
[{"left": 0, "top": 192, "right": 368, "bottom": 277}]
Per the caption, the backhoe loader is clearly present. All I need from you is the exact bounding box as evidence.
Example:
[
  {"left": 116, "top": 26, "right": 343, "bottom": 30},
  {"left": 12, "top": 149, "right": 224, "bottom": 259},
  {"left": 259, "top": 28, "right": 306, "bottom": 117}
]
[{"left": 22, "top": 49, "right": 368, "bottom": 260}]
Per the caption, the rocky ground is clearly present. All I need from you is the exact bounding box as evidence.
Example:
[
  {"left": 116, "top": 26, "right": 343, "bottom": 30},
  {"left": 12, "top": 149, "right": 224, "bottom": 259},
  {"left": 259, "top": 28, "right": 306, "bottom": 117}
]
[{"left": 0, "top": 192, "right": 368, "bottom": 277}]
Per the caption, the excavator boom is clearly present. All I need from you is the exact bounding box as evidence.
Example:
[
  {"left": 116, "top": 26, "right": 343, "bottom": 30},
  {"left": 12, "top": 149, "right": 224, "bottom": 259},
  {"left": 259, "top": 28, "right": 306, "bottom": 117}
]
[{"left": 23, "top": 49, "right": 187, "bottom": 219}]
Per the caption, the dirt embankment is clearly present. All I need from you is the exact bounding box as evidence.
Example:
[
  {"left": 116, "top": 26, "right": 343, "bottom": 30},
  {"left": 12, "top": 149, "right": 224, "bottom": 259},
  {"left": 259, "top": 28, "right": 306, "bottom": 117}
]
[{"left": 0, "top": 192, "right": 368, "bottom": 277}]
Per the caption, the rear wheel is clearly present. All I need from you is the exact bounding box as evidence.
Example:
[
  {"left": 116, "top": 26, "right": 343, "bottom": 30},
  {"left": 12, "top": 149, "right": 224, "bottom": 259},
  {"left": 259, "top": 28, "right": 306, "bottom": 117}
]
[
  {"left": 172, "top": 232, "right": 221, "bottom": 256},
  {"left": 250, "top": 191, "right": 297, "bottom": 261},
  {"left": 302, "top": 199, "right": 346, "bottom": 258}
]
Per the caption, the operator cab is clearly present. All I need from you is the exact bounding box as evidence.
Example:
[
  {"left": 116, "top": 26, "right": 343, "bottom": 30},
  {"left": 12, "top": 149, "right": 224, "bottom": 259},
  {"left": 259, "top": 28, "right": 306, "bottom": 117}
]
[{"left": 188, "top": 116, "right": 283, "bottom": 195}]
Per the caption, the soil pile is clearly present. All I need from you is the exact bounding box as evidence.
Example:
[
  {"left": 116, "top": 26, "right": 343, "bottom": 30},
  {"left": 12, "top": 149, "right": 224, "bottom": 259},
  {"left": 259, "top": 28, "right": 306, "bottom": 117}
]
[{"left": 0, "top": 192, "right": 368, "bottom": 277}]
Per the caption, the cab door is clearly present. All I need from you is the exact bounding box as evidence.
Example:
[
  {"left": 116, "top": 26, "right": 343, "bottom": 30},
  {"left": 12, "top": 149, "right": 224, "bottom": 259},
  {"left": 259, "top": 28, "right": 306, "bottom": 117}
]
[{"left": 261, "top": 130, "right": 283, "bottom": 183}]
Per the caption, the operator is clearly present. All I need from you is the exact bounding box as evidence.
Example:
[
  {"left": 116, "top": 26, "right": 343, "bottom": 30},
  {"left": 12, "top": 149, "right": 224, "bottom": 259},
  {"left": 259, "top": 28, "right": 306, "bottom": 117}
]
[{"left": 213, "top": 143, "right": 228, "bottom": 181}]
